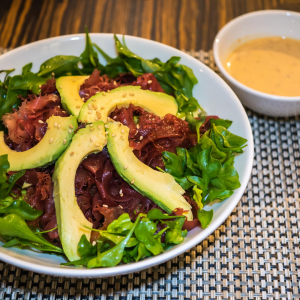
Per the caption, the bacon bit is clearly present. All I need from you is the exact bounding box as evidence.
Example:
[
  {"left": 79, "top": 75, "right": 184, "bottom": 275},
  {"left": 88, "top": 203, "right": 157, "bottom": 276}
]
[
  {"left": 70, "top": 152, "right": 74, "bottom": 156},
  {"left": 49, "top": 138, "right": 53, "bottom": 144},
  {"left": 38, "top": 120, "right": 44, "bottom": 124},
  {"left": 63, "top": 139, "right": 67, "bottom": 145},
  {"left": 69, "top": 124, "right": 74, "bottom": 129}
]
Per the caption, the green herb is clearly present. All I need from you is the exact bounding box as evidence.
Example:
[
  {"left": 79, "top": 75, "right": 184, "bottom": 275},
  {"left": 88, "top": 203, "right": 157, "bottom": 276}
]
[
  {"left": 162, "top": 217, "right": 187, "bottom": 245},
  {"left": 22, "top": 63, "right": 33, "bottom": 76},
  {"left": 0, "top": 214, "right": 62, "bottom": 253},
  {"left": 197, "top": 209, "right": 213, "bottom": 229}
]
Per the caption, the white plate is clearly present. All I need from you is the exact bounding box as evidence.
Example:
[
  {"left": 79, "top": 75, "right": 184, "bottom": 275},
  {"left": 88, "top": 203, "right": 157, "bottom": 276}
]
[{"left": 0, "top": 34, "right": 254, "bottom": 277}]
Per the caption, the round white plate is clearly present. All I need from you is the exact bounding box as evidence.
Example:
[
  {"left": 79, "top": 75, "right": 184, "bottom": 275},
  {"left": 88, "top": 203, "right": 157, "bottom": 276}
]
[{"left": 0, "top": 34, "right": 254, "bottom": 277}]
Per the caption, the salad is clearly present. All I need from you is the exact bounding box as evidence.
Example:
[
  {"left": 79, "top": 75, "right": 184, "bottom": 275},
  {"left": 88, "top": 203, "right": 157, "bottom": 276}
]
[{"left": 0, "top": 29, "right": 247, "bottom": 268}]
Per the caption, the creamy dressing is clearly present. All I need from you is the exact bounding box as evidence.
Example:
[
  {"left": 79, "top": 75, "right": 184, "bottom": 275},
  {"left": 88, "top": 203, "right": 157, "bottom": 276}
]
[{"left": 225, "top": 37, "right": 300, "bottom": 97}]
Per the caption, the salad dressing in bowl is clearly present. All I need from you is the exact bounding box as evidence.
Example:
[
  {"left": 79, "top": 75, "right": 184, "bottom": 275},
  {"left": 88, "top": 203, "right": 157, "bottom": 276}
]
[{"left": 224, "top": 36, "right": 300, "bottom": 97}]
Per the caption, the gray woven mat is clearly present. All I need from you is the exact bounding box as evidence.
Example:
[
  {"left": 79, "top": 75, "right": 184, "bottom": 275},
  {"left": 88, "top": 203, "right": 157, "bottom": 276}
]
[{"left": 0, "top": 47, "right": 299, "bottom": 300}]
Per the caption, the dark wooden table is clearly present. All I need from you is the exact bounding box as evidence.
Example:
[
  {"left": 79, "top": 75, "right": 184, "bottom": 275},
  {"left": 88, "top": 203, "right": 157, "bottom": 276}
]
[{"left": 1, "top": 0, "right": 300, "bottom": 51}]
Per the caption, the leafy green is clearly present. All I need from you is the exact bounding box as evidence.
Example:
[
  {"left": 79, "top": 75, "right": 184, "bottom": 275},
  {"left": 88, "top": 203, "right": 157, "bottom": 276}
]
[
  {"left": 106, "top": 213, "right": 133, "bottom": 233},
  {"left": 0, "top": 154, "right": 9, "bottom": 184},
  {"left": 192, "top": 185, "right": 203, "bottom": 210},
  {"left": 10, "top": 72, "right": 46, "bottom": 95},
  {"left": 80, "top": 27, "right": 99, "bottom": 68},
  {"left": 197, "top": 209, "right": 213, "bottom": 229},
  {"left": 22, "top": 63, "right": 33, "bottom": 75},
  {"left": 162, "top": 151, "right": 183, "bottom": 178},
  {"left": 38, "top": 55, "right": 80, "bottom": 77},
  {"left": 210, "top": 119, "right": 232, "bottom": 128},
  {"left": 136, "top": 243, "right": 152, "bottom": 261},
  {"left": 77, "top": 234, "right": 96, "bottom": 258},
  {"left": 0, "top": 196, "right": 42, "bottom": 220},
  {"left": 0, "top": 214, "right": 62, "bottom": 252},
  {"left": 203, "top": 187, "right": 234, "bottom": 205},
  {"left": 100, "top": 232, "right": 139, "bottom": 248},
  {"left": 162, "top": 217, "right": 187, "bottom": 245},
  {"left": 87, "top": 216, "right": 140, "bottom": 268},
  {"left": 134, "top": 217, "right": 163, "bottom": 255},
  {"left": 147, "top": 208, "right": 185, "bottom": 221}
]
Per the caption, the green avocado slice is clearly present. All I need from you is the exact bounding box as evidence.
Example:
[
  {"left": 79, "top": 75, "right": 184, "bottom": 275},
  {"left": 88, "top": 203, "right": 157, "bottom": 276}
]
[
  {"left": 0, "top": 115, "right": 78, "bottom": 171},
  {"left": 78, "top": 86, "right": 178, "bottom": 123},
  {"left": 53, "top": 121, "right": 107, "bottom": 261},
  {"left": 106, "top": 121, "right": 193, "bottom": 221},
  {"left": 56, "top": 76, "right": 88, "bottom": 117}
]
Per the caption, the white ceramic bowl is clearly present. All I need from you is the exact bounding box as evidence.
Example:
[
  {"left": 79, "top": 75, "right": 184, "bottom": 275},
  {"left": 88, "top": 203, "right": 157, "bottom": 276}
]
[
  {"left": 0, "top": 34, "right": 253, "bottom": 277},
  {"left": 213, "top": 10, "right": 300, "bottom": 117}
]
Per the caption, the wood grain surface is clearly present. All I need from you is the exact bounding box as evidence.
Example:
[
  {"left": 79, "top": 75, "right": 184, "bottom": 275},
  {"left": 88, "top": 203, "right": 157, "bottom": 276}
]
[{"left": 1, "top": 0, "right": 300, "bottom": 51}]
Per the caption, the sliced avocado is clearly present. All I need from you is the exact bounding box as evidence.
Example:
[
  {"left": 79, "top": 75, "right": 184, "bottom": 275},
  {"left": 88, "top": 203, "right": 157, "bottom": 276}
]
[
  {"left": 78, "top": 86, "right": 178, "bottom": 123},
  {"left": 56, "top": 76, "right": 89, "bottom": 117},
  {"left": 106, "top": 121, "right": 193, "bottom": 221},
  {"left": 0, "top": 116, "right": 78, "bottom": 171},
  {"left": 53, "top": 121, "right": 107, "bottom": 261}
]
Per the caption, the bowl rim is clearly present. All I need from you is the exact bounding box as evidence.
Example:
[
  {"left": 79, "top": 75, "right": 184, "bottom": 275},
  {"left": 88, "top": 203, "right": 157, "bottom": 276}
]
[
  {"left": 213, "top": 9, "right": 300, "bottom": 102},
  {"left": 0, "top": 33, "right": 254, "bottom": 277}
]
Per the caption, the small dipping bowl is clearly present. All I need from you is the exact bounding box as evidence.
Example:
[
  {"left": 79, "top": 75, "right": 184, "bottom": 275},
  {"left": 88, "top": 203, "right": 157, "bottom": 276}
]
[{"left": 213, "top": 10, "right": 300, "bottom": 117}]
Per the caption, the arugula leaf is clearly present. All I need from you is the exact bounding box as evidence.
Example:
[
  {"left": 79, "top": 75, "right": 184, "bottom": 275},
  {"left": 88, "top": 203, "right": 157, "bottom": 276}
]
[
  {"left": 186, "top": 149, "right": 201, "bottom": 176},
  {"left": 106, "top": 213, "right": 133, "bottom": 233},
  {"left": 114, "top": 35, "right": 141, "bottom": 59},
  {"left": 187, "top": 175, "right": 206, "bottom": 192},
  {"left": 147, "top": 208, "right": 185, "bottom": 221},
  {"left": 87, "top": 216, "right": 140, "bottom": 268},
  {"left": 80, "top": 27, "right": 99, "bottom": 68},
  {"left": 186, "top": 113, "right": 206, "bottom": 142},
  {"left": 62, "top": 256, "right": 96, "bottom": 266},
  {"left": 100, "top": 232, "right": 139, "bottom": 248},
  {"left": 22, "top": 63, "right": 33, "bottom": 75},
  {"left": 210, "top": 119, "right": 232, "bottom": 129},
  {"left": 0, "top": 214, "right": 62, "bottom": 252},
  {"left": 211, "top": 125, "right": 247, "bottom": 153},
  {"left": 38, "top": 55, "right": 80, "bottom": 77},
  {"left": 134, "top": 217, "right": 163, "bottom": 255},
  {"left": 210, "top": 158, "right": 241, "bottom": 190},
  {"left": 199, "top": 132, "right": 227, "bottom": 160},
  {"left": 162, "top": 151, "right": 183, "bottom": 178},
  {"left": 0, "top": 196, "right": 42, "bottom": 220},
  {"left": 203, "top": 187, "right": 234, "bottom": 205},
  {"left": 77, "top": 235, "right": 96, "bottom": 258},
  {"left": 196, "top": 146, "right": 221, "bottom": 183},
  {"left": 197, "top": 209, "right": 213, "bottom": 229},
  {"left": 162, "top": 217, "right": 187, "bottom": 245},
  {"left": 10, "top": 72, "right": 46, "bottom": 95},
  {"left": 192, "top": 185, "right": 203, "bottom": 210},
  {"left": 136, "top": 243, "right": 152, "bottom": 261},
  {"left": 176, "top": 147, "right": 187, "bottom": 171}
]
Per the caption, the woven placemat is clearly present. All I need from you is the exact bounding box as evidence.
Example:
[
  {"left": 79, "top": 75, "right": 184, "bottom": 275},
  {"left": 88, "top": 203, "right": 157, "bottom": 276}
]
[{"left": 0, "top": 47, "right": 299, "bottom": 300}]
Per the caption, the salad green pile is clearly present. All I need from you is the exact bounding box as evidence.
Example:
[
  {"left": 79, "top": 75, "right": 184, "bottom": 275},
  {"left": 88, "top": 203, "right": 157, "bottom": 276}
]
[{"left": 0, "top": 28, "right": 247, "bottom": 267}]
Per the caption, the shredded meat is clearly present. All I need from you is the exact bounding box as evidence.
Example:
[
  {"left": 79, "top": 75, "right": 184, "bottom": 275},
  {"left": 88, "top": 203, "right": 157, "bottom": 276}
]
[
  {"left": 79, "top": 69, "right": 164, "bottom": 101},
  {"left": 2, "top": 79, "right": 67, "bottom": 151}
]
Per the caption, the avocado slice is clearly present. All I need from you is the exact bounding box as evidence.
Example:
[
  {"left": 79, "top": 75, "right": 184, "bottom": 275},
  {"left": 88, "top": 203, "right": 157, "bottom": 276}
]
[
  {"left": 53, "top": 121, "right": 107, "bottom": 261},
  {"left": 56, "top": 76, "right": 89, "bottom": 117},
  {"left": 78, "top": 86, "right": 178, "bottom": 123},
  {"left": 106, "top": 121, "right": 193, "bottom": 221},
  {"left": 0, "top": 116, "right": 78, "bottom": 171}
]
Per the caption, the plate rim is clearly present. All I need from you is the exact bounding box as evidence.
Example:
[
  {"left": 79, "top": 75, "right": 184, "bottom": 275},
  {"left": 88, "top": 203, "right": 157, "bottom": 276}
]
[{"left": 0, "top": 33, "right": 254, "bottom": 277}]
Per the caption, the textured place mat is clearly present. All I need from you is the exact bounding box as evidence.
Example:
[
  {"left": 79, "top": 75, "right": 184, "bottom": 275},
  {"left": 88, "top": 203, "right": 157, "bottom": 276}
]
[{"left": 0, "top": 47, "right": 299, "bottom": 300}]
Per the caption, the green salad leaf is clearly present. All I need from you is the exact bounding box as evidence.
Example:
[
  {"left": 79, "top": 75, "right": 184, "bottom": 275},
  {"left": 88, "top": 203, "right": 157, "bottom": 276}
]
[
  {"left": 10, "top": 72, "right": 46, "bottom": 95},
  {"left": 22, "top": 63, "right": 33, "bottom": 76}
]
